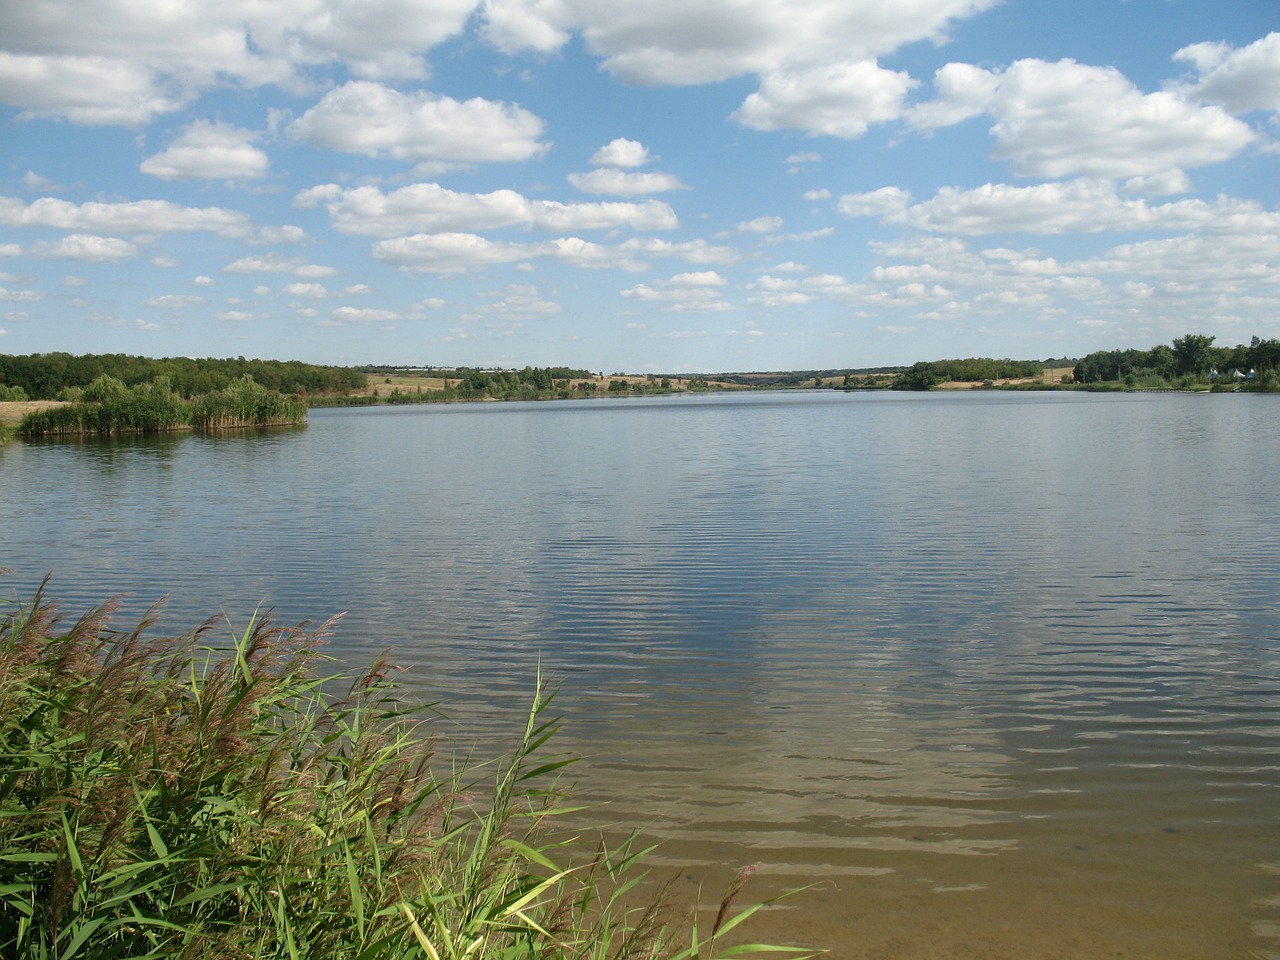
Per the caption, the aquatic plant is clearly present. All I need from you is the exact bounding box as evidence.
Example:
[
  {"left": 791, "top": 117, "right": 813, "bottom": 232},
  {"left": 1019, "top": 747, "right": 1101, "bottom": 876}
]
[
  {"left": 189, "top": 375, "right": 309, "bottom": 429},
  {"left": 0, "top": 585, "right": 806, "bottom": 960},
  {"left": 18, "top": 375, "right": 306, "bottom": 437}
]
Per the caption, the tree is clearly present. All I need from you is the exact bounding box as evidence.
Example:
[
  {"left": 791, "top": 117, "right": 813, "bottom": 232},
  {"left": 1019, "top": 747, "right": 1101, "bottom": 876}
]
[{"left": 1172, "top": 333, "right": 1216, "bottom": 377}]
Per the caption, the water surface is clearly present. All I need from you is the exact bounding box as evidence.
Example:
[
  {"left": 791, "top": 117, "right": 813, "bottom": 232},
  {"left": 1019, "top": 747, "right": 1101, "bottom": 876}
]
[{"left": 3, "top": 390, "right": 1278, "bottom": 958}]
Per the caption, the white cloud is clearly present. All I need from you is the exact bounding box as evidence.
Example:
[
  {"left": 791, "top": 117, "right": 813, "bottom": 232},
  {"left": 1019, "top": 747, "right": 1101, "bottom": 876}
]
[
  {"left": 145, "top": 293, "right": 205, "bottom": 308},
  {"left": 373, "top": 232, "right": 539, "bottom": 273},
  {"left": 373, "top": 232, "right": 739, "bottom": 273},
  {"left": 290, "top": 81, "right": 548, "bottom": 166},
  {"left": 325, "top": 306, "right": 402, "bottom": 326},
  {"left": 482, "top": 0, "right": 998, "bottom": 85},
  {"left": 837, "top": 186, "right": 912, "bottom": 219},
  {"left": 225, "top": 254, "right": 333, "bottom": 275},
  {"left": 474, "top": 285, "right": 562, "bottom": 318},
  {"left": 910, "top": 58, "right": 1255, "bottom": 179},
  {"left": 738, "top": 216, "right": 782, "bottom": 233},
  {"left": 842, "top": 178, "right": 1280, "bottom": 236},
  {"left": 567, "top": 169, "right": 688, "bottom": 196},
  {"left": 141, "top": 120, "right": 269, "bottom": 180},
  {"left": 0, "top": 52, "right": 179, "bottom": 125},
  {"left": 733, "top": 60, "right": 917, "bottom": 137},
  {"left": 302, "top": 182, "right": 678, "bottom": 236},
  {"left": 590, "top": 137, "right": 651, "bottom": 167},
  {"left": 0, "top": 195, "right": 258, "bottom": 238},
  {"left": 0, "top": 286, "right": 43, "bottom": 301},
  {"left": 747, "top": 274, "right": 812, "bottom": 307},
  {"left": 284, "top": 282, "right": 329, "bottom": 298},
  {"left": 0, "top": 0, "right": 478, "bottom": 125},
  {"left": 31, "top": 234, "right": 138, "bottom": 261},
  {"left": 621, "top": 270, "right": 732, "bottom": 312},
  {"left": 294, "top": 263, "right": 338, "bottom": 278},
  {"left": 1174, "top": 32, "right": 1280, "bottom": 115}
]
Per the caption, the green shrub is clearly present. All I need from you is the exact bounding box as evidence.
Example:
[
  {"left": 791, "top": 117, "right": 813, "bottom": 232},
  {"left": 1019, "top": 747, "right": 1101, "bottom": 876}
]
[{"left": 0, "top": 586, "right": 805, "bottom": 960}]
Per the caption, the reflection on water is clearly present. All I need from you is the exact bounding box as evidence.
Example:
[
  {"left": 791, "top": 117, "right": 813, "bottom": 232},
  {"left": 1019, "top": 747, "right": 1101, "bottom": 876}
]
[{"left": 3, "top": 391, "right": 1279, "bottom": 958}]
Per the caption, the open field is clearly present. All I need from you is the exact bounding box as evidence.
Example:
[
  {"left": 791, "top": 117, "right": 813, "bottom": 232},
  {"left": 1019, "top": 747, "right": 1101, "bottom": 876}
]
[
  {"left": 936, "top": 365, "right": 1075, "bottom": 390},
  {"left": 0, "top": 400, "right": 69, "bottom": 426}
]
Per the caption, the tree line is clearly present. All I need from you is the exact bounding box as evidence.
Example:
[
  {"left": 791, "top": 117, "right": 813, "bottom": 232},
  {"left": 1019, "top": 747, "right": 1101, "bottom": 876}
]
[
  {"left": 1072, "top": 334, "right": 1280, "bottom": 388},
  {"left": 891, "top": 357, "right": 1046, "bottom": 390},
  {"left": 0, "top": 352, "right": 365, "bottom": 400}
]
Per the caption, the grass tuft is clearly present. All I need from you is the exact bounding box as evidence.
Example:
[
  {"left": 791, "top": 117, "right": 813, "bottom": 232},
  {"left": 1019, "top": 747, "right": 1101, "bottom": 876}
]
[{"left": 0, "top": 582, "right": 811, "bottom": 960}]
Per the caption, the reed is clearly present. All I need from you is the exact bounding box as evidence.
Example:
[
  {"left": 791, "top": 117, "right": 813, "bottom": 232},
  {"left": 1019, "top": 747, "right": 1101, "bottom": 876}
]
[
  {"left": 18, "top": 375, "right": 306, "bottom": 438},
  {"left": 189, "top": 375, "right": 309, "bottom": 430},
  {"left": 0, "top": 585, "right": 807, "bottom": 960}
]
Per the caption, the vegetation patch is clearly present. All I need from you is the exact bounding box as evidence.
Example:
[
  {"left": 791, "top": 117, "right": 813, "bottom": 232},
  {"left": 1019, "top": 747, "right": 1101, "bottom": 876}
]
[
  {"left": 0, "top": 584, "right": 806, "bottom": 960},
  {"left": 17, "top": 375, "right": 306, "bottom": 438}
]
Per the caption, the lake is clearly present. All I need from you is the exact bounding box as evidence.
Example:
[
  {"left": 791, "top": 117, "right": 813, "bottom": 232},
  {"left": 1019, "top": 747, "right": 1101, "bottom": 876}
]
[{"left": 2, "top": 389, "right": 1278, "bottom": 959}]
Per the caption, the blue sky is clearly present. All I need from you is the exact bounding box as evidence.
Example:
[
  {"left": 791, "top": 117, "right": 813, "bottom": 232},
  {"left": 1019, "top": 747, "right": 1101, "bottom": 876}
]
[{"left": 1, "top": 1, "right": 1277, "bottom": 373}]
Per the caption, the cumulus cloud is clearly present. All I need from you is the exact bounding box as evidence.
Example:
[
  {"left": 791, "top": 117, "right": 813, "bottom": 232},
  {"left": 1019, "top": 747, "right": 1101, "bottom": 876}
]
[
  {"left": 0, "top": 0, "right": 478, "bottom": 125},
  {"left": 591, "top": 137, "right": 651, "bottom": 167},
  {"left": 31, "top": 234, "right": 138, "bottom": 261},
  {"left": 141, "top": 120, "right": 269, "bottom": 180},
  {"left": 621, "top": 270, "right": 731, "bottom": 312},
  {"left": 0, "top": 195, "right": 283, "bottom": 241},
  {"left": 299, "top": 182, "right": 678, "bottom": 236},
  {"left": 568, "top": 138, "right": 687, "bottom": 195},
  {"left": 473, "top": 284, "right": 562, "bottom": 318},
  {"left": 567, "top": 169, "right": 688, "bottom": 196},
  {"left": 284, "top": 282, "right": 329, "bottom": 298},
  {"left": 836, "top": 186, "right": 912, "bottom": 219},
  {"left": 839, "top": 178, "right": 1280, "bottom": 236},
  {"left": 733, "top": 60, "right": 917, "bottom": 137},
  {"left": 324, "top": 306, "right": 402, "bottom": 326},
  {"left": 373, "top": 233, "right": 539, "bottom": 273},
  {"left": 145, "top": 293, "right": 205, "bottom": 308},
  {"left": 1174, "top": 32, "right": 1280, "bottom": 115},
  {"left": 373, "top": 232, "right": 738, "bottom": 273},
  {"left": 225, "top": 254, "right": 335, "bottom": 275},
  {"left": 290, "top": 81, "right": 548, "bottom": 166},
  {"left": 738, "top": 216, "right": 783, "bottom": 233},
  {"left": 481, "top": 0, "right": 998, "bottom": 85},
  {"left": 909, "top": 58, "right": 1255, "bottom": 179},
  {"left": 0, "top": 53, "right": 180, "bottom": 125}
]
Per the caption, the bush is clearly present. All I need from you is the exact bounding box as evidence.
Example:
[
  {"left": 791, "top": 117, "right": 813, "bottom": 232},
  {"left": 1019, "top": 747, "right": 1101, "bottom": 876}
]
[{"left": 0, "top": 585, "right": 805, "bottom": 960}]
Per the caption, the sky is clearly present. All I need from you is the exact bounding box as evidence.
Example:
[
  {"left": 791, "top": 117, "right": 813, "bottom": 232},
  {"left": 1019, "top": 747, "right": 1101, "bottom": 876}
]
[{"left": 0, "top": 1, "right": 1278, "bottom": 374}]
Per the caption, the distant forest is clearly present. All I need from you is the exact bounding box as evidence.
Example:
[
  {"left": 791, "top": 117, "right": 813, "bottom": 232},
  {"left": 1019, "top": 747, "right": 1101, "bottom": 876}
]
[{"left": 0, "top": 353, "right": 365, "bottom": 400}]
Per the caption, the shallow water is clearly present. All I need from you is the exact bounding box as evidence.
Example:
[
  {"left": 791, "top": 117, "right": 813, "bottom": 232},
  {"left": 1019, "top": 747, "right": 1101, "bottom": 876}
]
[{"left": 3, "top": 390, "right": 1278, "bottom": 958}]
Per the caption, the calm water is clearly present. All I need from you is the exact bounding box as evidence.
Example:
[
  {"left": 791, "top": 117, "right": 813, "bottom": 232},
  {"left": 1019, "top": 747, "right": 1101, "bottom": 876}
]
[{"left": 3, "top": 390, "right": 1279, "bottom": 958}]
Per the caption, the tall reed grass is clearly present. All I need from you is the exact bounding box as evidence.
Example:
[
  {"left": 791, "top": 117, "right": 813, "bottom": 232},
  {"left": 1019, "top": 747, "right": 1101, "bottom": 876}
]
[
  {"left": 18, "top": 375, "right": 306, "bottom": 438},
  {"left": 0, "top": 584, "right": 806, "bottom": 960},
  {"left": 189, "top": 375, "right": 308, "bottom": 430}
]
